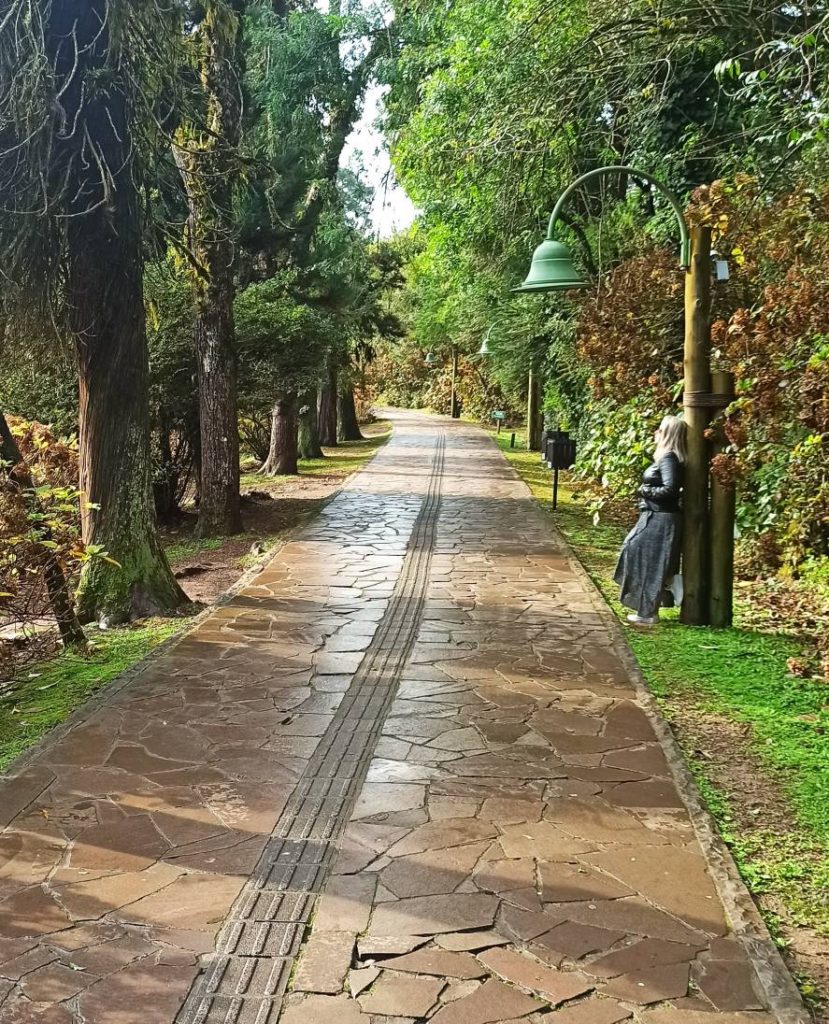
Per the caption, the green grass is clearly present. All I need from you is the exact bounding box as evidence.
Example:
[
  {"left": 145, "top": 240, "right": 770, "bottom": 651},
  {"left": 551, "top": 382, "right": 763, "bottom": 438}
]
[
  {"left": 164, "top": 536, "right": 224, "bottom": 563},
  {"left": 240, "top": 423, "right": 392, "bottom": 489},
  {"left": 0, "top": 619, "right": 185, "bottom": 770},
  {"left": 495, "top": 429, "right": 829, "bottom": 979}
]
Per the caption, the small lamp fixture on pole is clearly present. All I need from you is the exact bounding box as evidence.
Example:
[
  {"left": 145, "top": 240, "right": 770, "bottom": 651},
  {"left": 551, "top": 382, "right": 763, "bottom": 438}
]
[
  {"left": 424, "top": 351, "right": 437, "bottom": 367},
  {"left": 479, "top": 319, "right": 507, "bottom": 356}
]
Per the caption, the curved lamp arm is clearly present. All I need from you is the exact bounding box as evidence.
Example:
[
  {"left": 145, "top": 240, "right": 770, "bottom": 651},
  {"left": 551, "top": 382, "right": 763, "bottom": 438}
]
[
  {"left": 546, "top": 165, "right": 691, "bottom": 269},
  {"left": 484, "top": 321, "right": 503, "bottom": 343}
]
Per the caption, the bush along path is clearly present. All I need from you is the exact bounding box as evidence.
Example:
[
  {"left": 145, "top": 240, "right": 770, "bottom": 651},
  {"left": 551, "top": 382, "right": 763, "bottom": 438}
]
[{"left": 496, "top": 430, "right": 829, "bottom": 1018}]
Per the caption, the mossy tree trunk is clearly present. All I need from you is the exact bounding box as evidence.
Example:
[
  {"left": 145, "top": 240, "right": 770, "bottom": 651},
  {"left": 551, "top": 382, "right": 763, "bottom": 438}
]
[
  {"left": 260, "top": 393, "right": 299, "bottom": 476},
  {"left": 337, "top": 384, "right": 364, "bottom": 442},
  {"left": 298, "top": 389, "right": 324, "bottom": 459},
  {"left": 177, "top": 1, "right": 243, "bottom": 538},
  {"left": 49, "top": 0, "right": 186, "bottom": 625}
]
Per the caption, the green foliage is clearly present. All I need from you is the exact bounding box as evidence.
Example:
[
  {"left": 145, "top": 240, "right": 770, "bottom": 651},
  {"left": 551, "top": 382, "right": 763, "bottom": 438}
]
[
  {"left": 236, "top": 276, "right": 330, "bottom": 416},
  {"left": 0, "top": 356, "right": 78, "bottom": 439},
  {"left": 145, "top": 265, "right": 200, "bottom": 515},
  {"left": 383, "top": 0, "right": 829, "bottom": 571}
]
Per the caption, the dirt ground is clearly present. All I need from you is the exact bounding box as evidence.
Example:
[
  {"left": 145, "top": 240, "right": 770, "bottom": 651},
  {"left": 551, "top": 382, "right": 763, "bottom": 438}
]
[{"left": 163, "top": 487, "right": 330, "bottom": 604}]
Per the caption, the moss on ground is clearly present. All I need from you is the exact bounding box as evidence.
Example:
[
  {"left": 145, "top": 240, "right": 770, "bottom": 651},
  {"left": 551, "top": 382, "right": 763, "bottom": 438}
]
[
  {"left": 495, "top": 430, "right": 829, "bottom": 998},
  {"left": 0, "top": 619, "right": 184, "bottom": 770}
]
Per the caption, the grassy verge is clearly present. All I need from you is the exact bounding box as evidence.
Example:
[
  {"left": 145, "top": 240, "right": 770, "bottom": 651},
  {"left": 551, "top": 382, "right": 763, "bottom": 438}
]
[
  {"left": 1, "top": 424, "right": 392, "bottom": 772},
  {"left": 0, "top": 620, "right": 182, "bottom": 771},
  {"left": 240, "top": 421, "right": 392, "bottom": 489},
  {"left": 495, "top": 430, "right": 829, "bottom": 1009}
]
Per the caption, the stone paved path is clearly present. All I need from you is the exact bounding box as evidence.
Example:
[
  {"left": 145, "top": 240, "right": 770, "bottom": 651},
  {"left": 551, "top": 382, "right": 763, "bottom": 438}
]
[{"left": 0, "top": 414, "right": 801, "bottom": 1024}]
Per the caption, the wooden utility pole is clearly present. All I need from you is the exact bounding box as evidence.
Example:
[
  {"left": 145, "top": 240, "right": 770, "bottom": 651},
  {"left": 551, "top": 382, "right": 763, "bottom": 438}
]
[
  {"left": 681, "top": 225, "right": 713, "bottom": 625},
  {"left": 527, "top": 366, "right": 543, "bottom": 451},
  {"left": 709, "top": 370, "right": 736, "bottom": 628},
  {"left": 450, "top": 345, "right": 460, "bottom": 418}
]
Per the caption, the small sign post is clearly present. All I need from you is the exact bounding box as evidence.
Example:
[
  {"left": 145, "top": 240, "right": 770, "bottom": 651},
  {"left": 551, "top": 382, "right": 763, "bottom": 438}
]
[{"left": 492, "top": 410, "right": 506, "bottom": 434}]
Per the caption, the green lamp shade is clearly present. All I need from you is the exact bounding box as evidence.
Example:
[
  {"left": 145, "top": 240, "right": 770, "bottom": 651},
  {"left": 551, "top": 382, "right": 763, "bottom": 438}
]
[
  {"left": 513, "top": 238, "right": 588, "bottom": 292},
  {"left": 425, "top": 351, "right": 436, "bottom": 366},
  {"left": 478, "top": 337, "right": 490, "bottom": 356}
]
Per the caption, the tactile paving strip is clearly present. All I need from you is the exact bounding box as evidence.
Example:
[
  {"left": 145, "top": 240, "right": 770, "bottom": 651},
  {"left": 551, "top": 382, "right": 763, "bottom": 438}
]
[{"left": 177, "top": 433, "right": 446, "bottom": 1024}]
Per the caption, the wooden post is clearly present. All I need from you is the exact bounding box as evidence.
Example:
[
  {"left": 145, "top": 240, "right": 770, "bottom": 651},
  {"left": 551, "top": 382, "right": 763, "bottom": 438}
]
[
  {"left": 450, "top": 345, "right": 460, "bottom": 418},
  {"left": 527, "top": 366, "right": 542, "bottom": 451},
  {"left": 681, "top": 225, "right": 713, "bottom": 625},
  {"left": 710, "top": 370, "right": 736, "bottom": 628}
]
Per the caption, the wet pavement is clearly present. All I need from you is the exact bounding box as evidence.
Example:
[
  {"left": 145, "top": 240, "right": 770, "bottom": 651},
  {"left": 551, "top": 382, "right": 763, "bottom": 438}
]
[{"left": 0, "top": 414, "right": 800, "bottom": 1023}]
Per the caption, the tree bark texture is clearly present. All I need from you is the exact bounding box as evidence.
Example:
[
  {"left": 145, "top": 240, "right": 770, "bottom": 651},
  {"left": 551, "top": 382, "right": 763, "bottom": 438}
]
[
  {"left": 318, "top": 360, "right": 339, "bottom": 447},
  {"left": 298, "top": 390, "right": 324, "bottom": 459},
  {"left": 49, "top": 0, "right": 186, "bottom": 624},
  {"left": 338, "top": 385, "right": 364, "bottom": 442},
  {"left": 0, "top": 413, "right": 86, "bottom": 648},
  {"left": 260, "top": 394, "right": 299, "bottom": 476},
  {"left": 178, "top": 2, "right": 243, "bottom": 538}
]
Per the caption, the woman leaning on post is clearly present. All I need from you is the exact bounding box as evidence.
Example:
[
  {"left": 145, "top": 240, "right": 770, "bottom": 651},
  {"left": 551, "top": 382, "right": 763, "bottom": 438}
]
[{"left": 614, "top": 415, "right": 687, "bottom": 625}]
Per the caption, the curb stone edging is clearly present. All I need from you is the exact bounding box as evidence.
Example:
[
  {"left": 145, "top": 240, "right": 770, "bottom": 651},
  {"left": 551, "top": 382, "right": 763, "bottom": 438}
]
[
  {"left": 0, "top": 427, "right": 393, "bottom": 784},
  {"left": 491, "top": 432, "right": 812, "bottom": 1024}
]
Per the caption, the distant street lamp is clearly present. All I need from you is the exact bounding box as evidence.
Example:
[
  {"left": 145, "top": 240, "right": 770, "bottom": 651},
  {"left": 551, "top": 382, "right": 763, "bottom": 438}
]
[
  {"left": 478, "top": 321, "right": 505, "bottom": 356},
  {"left": 513, "top": 164, "right": 730, "bottom": 627}
]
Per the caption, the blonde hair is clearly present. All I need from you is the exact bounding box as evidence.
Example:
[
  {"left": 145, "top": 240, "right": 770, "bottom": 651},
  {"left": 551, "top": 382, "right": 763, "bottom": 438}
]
[{"left": 655, "top": 415, "right": 687, "bottom": 464}]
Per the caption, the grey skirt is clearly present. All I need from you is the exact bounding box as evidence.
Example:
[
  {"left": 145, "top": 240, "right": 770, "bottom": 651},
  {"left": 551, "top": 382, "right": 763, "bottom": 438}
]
[{"left": 614, "top": 511, "right": 682, "bottom": 617}]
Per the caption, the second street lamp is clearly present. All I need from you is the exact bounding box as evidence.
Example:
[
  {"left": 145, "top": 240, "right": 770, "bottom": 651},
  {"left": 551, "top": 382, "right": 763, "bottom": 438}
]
[{"left": 513, "top": 164, "right": 724, "bottom": 627}]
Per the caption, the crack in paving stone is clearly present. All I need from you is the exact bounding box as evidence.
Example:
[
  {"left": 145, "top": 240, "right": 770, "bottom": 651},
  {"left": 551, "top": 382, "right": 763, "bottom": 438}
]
[{"left": 176, "top": 434, "right": 446, "bottom": 1024}]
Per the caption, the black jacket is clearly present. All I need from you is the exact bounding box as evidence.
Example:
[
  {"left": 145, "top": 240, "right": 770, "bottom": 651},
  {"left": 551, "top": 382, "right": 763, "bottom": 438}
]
[{"left": 637, "top": 453, "right": 682, "bottom": 513}]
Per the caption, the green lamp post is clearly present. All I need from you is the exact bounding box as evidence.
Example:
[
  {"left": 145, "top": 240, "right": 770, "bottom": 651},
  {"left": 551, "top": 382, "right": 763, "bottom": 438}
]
[
  {"left": 513, "top": 164, "right": 725, "bottom": 628},
  {"left": 513, "top": 165, "right": 691, "bottom": 294}
]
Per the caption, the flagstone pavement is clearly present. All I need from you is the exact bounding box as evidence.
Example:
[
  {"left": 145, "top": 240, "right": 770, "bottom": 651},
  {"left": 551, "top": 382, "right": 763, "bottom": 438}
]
[{"left": 0, "top": 413, "right": 804, "bottom": 1024}]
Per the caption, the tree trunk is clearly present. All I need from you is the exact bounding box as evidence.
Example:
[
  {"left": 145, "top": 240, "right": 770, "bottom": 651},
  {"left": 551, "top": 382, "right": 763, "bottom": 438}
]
[
  {"left": 338, "top": 385, "right": 364, "bottom": 441},
  {"left": 299, "top": 390, "right": 324, "bottom": 459},
  {"left": 50, "top": 0, "right": 186, "bottom": 625},
  {"left": 152, "top": 418, "right": 180, "bottom": 522},
  {"left": 0, "top": 413, "right": 87, "bottom": 649},
  {"left": 318, "top": 360, "right": 339, "bottom": 447},
  {"left": 260, "top": 394, "right": 299, "bottom": 476},
  {"left": 177, "top": 4, "right": 244, "bottom": 538},
  {"left": 193, "top": 298, "right": 243, "bottom": 536}
]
